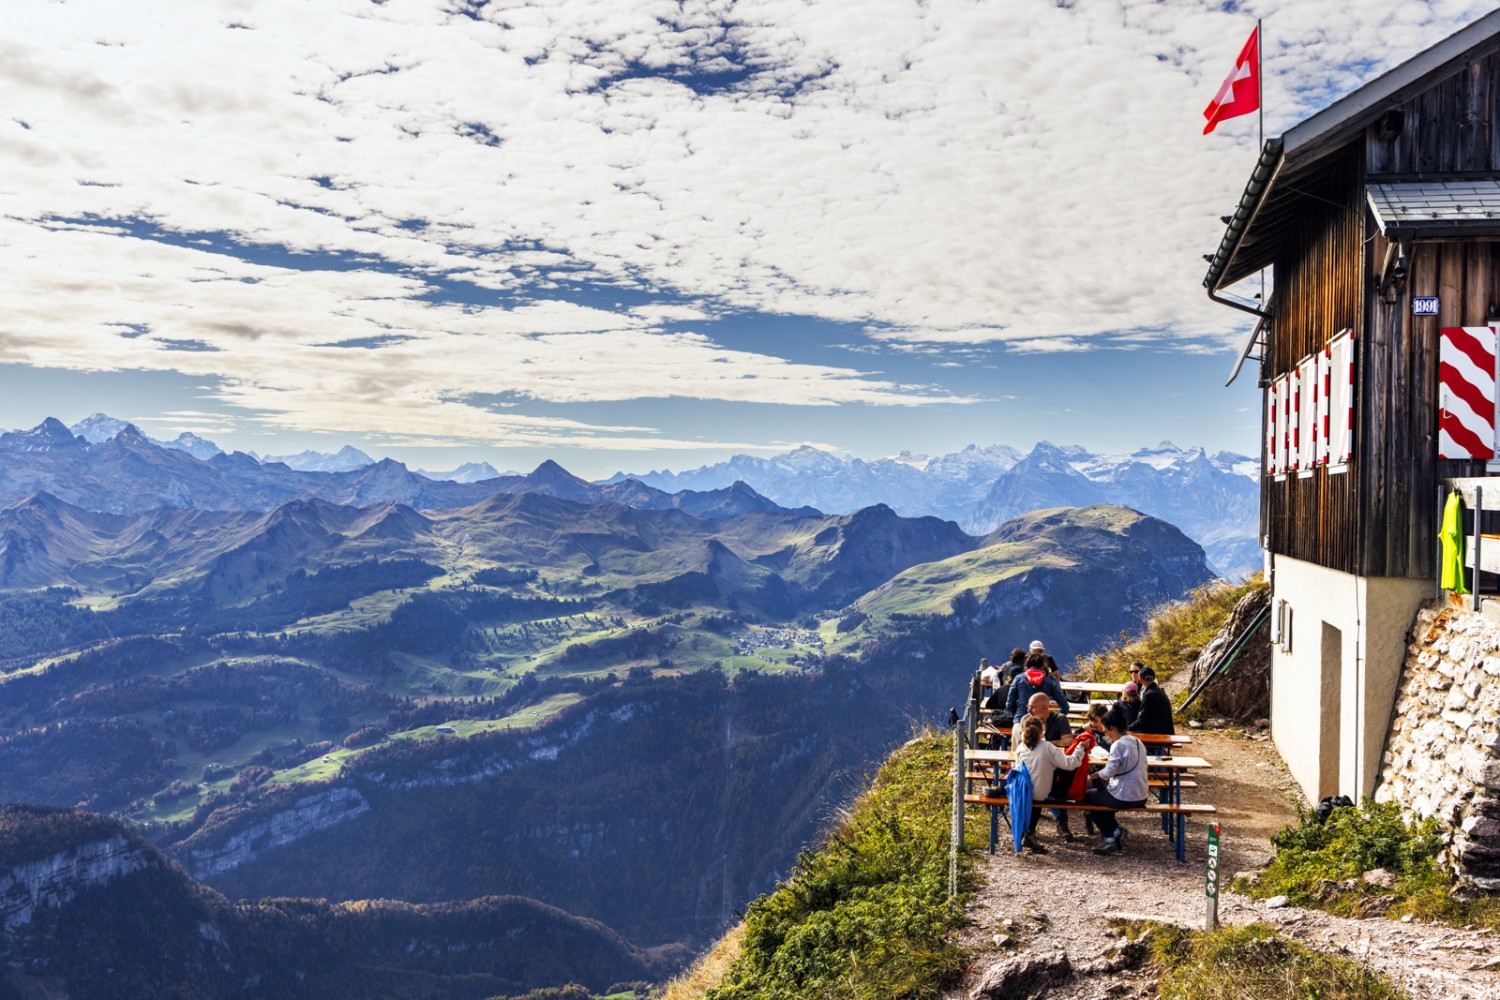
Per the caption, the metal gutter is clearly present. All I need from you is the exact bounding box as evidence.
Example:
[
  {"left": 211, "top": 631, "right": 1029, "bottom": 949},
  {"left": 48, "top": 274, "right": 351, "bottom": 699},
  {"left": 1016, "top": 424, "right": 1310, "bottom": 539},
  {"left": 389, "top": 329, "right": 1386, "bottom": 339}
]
[{"left": 1202, "top": 137, "right": 1284, "bottom": 300}]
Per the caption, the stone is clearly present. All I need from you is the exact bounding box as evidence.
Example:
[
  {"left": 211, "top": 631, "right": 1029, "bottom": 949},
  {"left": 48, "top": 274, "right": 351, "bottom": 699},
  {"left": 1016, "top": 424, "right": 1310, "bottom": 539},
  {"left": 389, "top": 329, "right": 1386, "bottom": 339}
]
[
  {"left": 1462, "top": 815, "right": 1500, "bottom": 839},
  {"left": 970, "top": 950, "right": 1072, "bottom": 1000},
  {"left": 1362, "top": 868, "right": 1397, "bottom": 888},
  {"left": 1446, "top": 686, "right": 1470, "bottom": 710},
  {"left": 1255, "top": 718, "right": 1270, "bottom": 729},
  {"left": 1401, "top": 914, "right": 1414, "bottom": 923},
  {"left": 1189, "top": 720, "right": 1202, "bottom": 729},
  {"left": 1265, "top": 895, "right": 1290, "bottom": 909},
  {"left": 1483, "top": 657, "right": 1500, "bottom": 677}
]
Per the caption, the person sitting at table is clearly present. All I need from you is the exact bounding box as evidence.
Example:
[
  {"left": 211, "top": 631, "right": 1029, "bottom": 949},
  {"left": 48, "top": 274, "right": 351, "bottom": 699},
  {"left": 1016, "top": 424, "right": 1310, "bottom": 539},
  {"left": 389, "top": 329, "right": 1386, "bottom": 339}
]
[
  {"left": 1128, "top": 666, "right": 1175, "bottom": 739},
  {"left": 1020, "top": 690, "right": 1072, "bottom": 744},
  {"left": 1116, "top": 681, "right": 1141, "bottom": 728},
  {"left": 978, "top": 657, "right": 1002, "bottom": 706},
  {"left": 1006, "top": 654, "right": 1070, "bottom": 723},
  {"left": 1083, "top": 702, "right": 1113, "bottom": 750},
  {"left": 1085, "top": 706, "right": 1149, "bottom": 855},
  {"left": 1014, "top": 713, "right": 1088, "bottom": 854}
]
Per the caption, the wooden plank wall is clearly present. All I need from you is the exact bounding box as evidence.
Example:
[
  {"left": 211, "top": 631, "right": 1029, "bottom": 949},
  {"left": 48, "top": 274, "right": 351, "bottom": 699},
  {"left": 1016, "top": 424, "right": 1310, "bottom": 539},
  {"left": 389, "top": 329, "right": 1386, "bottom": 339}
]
[
  {"left": 1367, "top": 51, "right": 1500, "bottom": 175},
  {"left": 1263, "top": 148, "right": 1363, "bottom": 573}
]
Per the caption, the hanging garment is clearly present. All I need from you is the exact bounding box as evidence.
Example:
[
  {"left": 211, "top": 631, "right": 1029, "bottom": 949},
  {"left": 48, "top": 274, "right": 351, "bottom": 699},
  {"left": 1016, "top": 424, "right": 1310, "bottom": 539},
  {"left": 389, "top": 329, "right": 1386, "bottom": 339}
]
[
  {"left": 1440, "top": 492, "right": 1470, "bottom": 595},
  {"left": 1005, "top": 761, "right": 1032, "bottom": 856}
]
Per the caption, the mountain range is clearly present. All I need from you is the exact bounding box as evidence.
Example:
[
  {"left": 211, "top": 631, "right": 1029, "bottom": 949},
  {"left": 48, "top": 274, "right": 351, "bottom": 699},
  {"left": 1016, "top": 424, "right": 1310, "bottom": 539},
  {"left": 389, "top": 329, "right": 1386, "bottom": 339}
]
[
  {"left": 41, "top": 416, "right": 1259, "bottom": 575},
  {"left": 0, "top": 419, "right": 812, "bottom": 524},
  {"left": 617, "top": 441, "right": 1260, "bottom": 577}
]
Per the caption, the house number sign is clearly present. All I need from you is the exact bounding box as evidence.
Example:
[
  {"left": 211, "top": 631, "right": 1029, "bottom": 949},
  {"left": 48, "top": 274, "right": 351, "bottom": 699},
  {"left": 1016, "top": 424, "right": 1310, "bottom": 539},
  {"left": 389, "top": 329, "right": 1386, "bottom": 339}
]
[{"left": 1413, "top": 296, "right": 1440, "bottom": 316}]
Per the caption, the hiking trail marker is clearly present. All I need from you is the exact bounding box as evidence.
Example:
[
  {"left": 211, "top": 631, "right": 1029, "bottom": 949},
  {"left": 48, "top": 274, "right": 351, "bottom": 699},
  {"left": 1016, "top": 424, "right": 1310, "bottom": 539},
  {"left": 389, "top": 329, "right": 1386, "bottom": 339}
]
[{"left": 1204, "top": 821, "right": 1222, "bottom": 932}]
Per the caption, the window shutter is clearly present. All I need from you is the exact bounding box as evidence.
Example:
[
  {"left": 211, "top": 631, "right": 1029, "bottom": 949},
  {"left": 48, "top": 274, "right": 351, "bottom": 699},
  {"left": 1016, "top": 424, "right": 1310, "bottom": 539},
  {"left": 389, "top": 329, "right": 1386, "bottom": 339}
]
[
  {"left": 1327, "top": 329, "right": 1354, "bottom": 468},
  {"left": 1439, "top": 326, "right": 1497, "bottom": 459},
  {"left": 1266, "top": 377, "right": 1278, "bottom": 476},
  {"left": 1316, "top": 347, "right": 1330, "bottom": 466}
]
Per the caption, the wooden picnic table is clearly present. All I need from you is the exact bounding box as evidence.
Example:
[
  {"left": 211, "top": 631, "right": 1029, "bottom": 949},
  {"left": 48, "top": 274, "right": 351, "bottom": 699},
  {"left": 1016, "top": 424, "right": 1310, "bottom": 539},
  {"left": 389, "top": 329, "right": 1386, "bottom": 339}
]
[
  {"left": 977, "top": 724, "right": 1192, "bottom": 748},
  {"left": 965, "top": 748, "right": 1212, "bottom": 862},
  {"left": 1060, "top": 681, "right": 1130, "bottom": 695}
]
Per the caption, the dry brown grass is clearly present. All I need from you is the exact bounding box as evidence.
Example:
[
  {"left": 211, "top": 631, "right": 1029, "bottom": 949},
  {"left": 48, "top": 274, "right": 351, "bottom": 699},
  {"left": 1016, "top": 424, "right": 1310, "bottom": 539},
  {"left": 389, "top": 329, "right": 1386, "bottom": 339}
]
[
  {"left": 1072, "top": 576, "right": 1265, "bottom": 686},
  {"left": 659, "top": 922, "right": 745, "bottom": 1000}
]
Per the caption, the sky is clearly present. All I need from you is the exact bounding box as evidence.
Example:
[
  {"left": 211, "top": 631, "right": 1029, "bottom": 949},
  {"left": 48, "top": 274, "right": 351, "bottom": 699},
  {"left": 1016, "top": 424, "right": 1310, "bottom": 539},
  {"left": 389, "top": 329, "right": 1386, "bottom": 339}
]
[{"left": 1, "top": 0, "right": 1494, "bottom": 479}]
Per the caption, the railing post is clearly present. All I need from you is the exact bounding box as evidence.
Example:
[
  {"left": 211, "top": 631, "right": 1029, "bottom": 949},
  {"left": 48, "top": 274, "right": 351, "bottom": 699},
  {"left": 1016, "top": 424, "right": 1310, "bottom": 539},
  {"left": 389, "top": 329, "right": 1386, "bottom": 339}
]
[
  {"left": 1476, "top": 486, "right": 1484, "bottom": 613},
  {"left": 950, "top": 716, "right": 965, "bottom": 904}
]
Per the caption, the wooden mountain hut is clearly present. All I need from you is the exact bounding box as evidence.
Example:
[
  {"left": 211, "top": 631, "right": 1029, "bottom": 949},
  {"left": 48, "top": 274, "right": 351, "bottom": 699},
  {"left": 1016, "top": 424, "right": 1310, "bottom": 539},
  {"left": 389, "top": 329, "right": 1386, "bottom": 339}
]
[{"left": 1204, "top": 10, "right": 1500, "bottom": 802}]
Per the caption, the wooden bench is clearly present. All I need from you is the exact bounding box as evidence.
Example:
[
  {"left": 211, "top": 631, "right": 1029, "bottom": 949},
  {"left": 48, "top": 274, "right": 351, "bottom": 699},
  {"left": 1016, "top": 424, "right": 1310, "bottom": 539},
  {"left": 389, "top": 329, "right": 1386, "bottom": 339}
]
[
  {"left": 976, "top": 725, "right": 1192, "bottom": 748},
  {"left": 964, "top": 769, "right": 1197, "bottom": 792},
  {"left": 963, "top": 794, "right": 1216, "bottom": 862}
]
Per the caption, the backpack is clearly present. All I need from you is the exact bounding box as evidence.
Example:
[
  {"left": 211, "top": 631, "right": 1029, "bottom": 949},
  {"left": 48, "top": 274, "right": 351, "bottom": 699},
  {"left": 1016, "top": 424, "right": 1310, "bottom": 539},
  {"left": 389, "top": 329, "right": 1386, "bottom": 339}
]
[
  {"left": 1314, "top": 795, "right": 1354, "bottom": 824},
  {"left": 1064, "top": 731, "right": 1097, "bottom": 802}
]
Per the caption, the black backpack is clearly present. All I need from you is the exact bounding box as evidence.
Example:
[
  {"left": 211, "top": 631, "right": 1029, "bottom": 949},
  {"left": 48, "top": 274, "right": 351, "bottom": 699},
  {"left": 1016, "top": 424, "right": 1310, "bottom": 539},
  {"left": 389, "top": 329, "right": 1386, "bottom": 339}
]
[{"left": 1314, "top": 795, "right": 1354, "bottom": 824}]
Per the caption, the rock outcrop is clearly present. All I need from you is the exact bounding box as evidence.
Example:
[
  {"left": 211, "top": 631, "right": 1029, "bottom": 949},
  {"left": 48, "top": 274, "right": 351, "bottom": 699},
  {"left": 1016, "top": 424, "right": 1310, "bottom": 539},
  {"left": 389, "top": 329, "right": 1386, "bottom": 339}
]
[
  {"left": 1184, "top": 583, "right": 1270, "bottom": 720},
  {"left": 1376, "top": 607, "right": 1500, "bottom": 889}
]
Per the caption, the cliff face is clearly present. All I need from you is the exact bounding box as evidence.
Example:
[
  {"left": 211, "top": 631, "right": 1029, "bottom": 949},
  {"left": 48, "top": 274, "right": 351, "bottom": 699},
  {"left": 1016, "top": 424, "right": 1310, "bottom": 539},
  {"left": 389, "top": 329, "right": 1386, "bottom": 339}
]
[
  {"left": 0, "top": 803, "right": 665, "bottom": 998},
  {"left": 0, "top": 833, "right": 151, "bottom": 935},
  {"left": 1377, "top": 608, "right": 1500, "bottom": 889},
  {"left": 174, "top": 784, "right": 370, "bottom": 877}
]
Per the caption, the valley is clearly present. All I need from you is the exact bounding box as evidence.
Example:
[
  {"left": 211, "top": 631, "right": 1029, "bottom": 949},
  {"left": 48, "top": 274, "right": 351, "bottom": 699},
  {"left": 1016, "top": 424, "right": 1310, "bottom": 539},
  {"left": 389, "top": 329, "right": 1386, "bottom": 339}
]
[{"left": 0, "top": 417, "right": 1223, "bottom": 995}]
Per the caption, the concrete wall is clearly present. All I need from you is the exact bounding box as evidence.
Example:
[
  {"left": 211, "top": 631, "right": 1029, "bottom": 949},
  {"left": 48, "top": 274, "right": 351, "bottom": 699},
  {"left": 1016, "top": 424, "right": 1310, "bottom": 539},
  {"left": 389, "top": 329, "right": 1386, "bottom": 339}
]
[{"left": 1268, "top": 555, "right": 1430, "bottom": 802}]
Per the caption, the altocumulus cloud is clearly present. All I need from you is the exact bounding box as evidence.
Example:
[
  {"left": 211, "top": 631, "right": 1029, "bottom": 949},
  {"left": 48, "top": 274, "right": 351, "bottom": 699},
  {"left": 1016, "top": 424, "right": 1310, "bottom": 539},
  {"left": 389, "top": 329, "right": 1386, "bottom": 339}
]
[{"left": 0, "top": 0, "right": 1492, "bottom": 448}]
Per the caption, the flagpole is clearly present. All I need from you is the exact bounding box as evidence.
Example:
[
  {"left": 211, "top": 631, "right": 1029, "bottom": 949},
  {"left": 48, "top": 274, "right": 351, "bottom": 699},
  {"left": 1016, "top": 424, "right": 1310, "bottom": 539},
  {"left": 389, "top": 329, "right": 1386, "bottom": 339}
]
[
  {"left": 1258, "top": 18, "right": 1265, "bottom": 309},
  {"left": 1257, "top": 18, "right": 1263, "bottom": 151}
]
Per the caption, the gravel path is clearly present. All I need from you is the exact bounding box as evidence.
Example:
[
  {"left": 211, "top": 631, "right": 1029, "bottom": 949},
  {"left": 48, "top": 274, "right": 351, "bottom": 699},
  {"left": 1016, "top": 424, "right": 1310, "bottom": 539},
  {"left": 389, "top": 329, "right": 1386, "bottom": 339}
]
[{"left": 946, "top": 727, "right": 1500, "bottom": 999}]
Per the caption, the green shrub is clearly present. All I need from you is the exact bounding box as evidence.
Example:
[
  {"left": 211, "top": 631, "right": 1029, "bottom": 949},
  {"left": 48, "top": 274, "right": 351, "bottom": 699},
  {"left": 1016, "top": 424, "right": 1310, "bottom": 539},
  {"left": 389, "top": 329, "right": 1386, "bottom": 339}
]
[
  {"left": 1237, "top": 798, "right": 1500, "bottom": 927},
  {"left": 703, "top": 733, "right": 973, "bottom": 1000},
  {"left": 1125, "top": 921, "right": 1407, "bottom": 1000}
]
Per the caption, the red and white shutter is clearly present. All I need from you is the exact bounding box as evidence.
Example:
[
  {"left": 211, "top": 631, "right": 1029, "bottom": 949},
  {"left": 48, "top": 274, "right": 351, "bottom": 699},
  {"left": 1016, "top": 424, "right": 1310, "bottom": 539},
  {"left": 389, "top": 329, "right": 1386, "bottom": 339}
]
[
  {"left": 1328, "top": 329, "right": 1354, "bottom": 468},
  {"left": 1288, "top": 369, "right": 1300, "bottom": 471},
  {"left": 1317, "top": 347, "right": 1330, "bottom": 466},
  {"left": 1266, "top": 378, "right": 1278, "bottom": 476},
  {"left": 1439, "top": 326, "right": 1497, "bottom": 459}
]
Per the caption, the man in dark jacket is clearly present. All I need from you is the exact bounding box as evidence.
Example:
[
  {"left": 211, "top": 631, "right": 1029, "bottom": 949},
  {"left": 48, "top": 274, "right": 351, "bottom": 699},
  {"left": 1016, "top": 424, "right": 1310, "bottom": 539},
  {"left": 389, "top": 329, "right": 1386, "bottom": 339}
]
[{"left": 1128, "top": 666, "right": 1175, "bottom": 736}]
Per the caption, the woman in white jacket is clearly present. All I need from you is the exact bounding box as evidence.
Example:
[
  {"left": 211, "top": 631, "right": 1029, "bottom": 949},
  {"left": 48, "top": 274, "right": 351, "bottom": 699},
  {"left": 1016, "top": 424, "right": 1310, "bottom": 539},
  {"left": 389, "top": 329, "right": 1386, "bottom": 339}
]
[
  {"left": 1084, "top": 706, "right": 1149, "bottom": 855},
  {"left": 1013, "top": 714, "right": 1088, "bottom": 854}
]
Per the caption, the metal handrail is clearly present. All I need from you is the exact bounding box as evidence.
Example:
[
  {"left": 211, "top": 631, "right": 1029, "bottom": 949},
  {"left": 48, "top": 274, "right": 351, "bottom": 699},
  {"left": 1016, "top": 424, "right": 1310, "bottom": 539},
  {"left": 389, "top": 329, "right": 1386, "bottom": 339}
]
[{"left": 1178, "top": 601, "right": 1272, "bottom": 713}]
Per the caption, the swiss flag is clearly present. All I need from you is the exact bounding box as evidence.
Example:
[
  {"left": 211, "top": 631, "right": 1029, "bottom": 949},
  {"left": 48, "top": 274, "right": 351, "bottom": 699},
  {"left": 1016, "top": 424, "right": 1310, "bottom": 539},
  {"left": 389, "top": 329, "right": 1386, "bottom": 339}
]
[{"left": 1203, "top": 26, "right": 1260, "bottom": 135}]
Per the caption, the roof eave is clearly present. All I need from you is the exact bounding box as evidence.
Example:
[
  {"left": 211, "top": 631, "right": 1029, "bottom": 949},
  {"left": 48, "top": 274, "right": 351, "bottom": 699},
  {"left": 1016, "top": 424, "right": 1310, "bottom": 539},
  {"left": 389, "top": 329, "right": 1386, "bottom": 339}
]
[{"left": 1202, "top": 137, "right": 1285, "bottom": 294}]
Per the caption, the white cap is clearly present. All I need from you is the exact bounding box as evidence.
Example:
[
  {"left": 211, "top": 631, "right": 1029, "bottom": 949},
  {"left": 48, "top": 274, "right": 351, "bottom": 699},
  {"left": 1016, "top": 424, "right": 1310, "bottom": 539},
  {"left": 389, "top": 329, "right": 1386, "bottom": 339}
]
[{"left": 1029, "top": 640, "right": 1045, "bottom": 651}]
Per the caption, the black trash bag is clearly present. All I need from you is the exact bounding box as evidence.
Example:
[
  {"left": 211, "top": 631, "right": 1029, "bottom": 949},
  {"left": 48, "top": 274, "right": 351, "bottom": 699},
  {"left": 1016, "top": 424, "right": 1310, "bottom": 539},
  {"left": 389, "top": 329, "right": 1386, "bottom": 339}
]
[{"left": 1314, "top": 794, "right": 1354, "bottom": 824}]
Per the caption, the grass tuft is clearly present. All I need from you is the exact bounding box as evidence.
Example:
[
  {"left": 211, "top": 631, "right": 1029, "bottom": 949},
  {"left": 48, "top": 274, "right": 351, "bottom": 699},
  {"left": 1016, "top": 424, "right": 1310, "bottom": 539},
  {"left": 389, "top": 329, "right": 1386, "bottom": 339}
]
[
  {"left": 1235, "top": 798, "right": 1500, "bottom": 929},
  {"left": 1118, "top": 920, "right": 1408, "bottom": 1000},
  {"left": 675, "top": 728, "right": 975, "bottom": 1000},
  {"left": 1073, "top": 577, "right": 1264, "bottom": 685}
]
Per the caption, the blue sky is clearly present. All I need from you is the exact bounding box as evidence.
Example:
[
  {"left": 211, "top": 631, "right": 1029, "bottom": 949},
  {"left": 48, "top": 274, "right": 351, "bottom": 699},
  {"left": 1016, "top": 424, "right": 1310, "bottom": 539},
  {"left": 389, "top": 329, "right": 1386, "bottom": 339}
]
[{"left": 1, "top": 0, "right": 1491, "bottom": 479}]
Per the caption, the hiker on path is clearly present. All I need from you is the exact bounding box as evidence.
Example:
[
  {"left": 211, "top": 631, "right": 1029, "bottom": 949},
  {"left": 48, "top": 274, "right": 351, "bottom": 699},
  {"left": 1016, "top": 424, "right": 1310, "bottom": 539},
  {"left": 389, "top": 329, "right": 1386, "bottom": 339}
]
[
  {"left": 1014, "top": 714, "right": 1088, "bottom": 854},
  {"left": 1006, "top": 653, "right": 1070, "bottom": 723},
  {"left": 1128, "top": 666, "right": 1175, "bottom": 738},
  {"left": 1085, "top": 707, "right": 1149, "bottom": 855}
]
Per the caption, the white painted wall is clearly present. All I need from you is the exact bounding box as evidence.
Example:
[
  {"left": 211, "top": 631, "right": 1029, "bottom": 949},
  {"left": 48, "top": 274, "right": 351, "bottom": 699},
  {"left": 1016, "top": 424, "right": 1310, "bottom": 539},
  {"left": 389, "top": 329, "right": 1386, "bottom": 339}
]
[{"left": 1268, "top": 555, "right": 1430, "bottom": 802}]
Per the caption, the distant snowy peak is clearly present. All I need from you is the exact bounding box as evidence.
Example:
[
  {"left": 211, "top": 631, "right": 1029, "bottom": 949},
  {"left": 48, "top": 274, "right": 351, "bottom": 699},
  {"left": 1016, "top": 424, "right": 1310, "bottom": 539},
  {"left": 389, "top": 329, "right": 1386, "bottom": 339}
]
[
  {"left": 260, "top": 445, "right": 375, "bottom": 473},
  {"left": 415, "top": 461, "right": 506, "bottom": 483},
  {"left": 167, "top": 432, "right": 223, "bottom": 460},
  {"left": 70, "top": 413, "right": 136, "bottom": 444},
  {"left": 69, "top": 413, "right": 225, "bottom": 459}
]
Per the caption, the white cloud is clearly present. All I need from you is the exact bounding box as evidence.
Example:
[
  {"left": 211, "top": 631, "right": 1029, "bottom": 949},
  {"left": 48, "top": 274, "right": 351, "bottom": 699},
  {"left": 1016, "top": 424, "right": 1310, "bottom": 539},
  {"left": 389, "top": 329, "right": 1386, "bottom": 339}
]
[{"left": 0, "top": 0, "right": 1492, "bottom": 446}]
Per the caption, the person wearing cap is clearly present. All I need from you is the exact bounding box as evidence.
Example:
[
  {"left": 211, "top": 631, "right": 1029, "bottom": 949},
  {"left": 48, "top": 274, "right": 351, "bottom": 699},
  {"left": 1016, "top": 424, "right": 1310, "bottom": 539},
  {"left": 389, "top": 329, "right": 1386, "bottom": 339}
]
[
  {"left": 1116, "top": 681, "right": 1142, "bottom": 728},
  {"left": 1005, "top": 652, "right": 1071, "bottom": 726},
  {"left": 1128, "top": 665, "right": 1175, "bottom": 737}
]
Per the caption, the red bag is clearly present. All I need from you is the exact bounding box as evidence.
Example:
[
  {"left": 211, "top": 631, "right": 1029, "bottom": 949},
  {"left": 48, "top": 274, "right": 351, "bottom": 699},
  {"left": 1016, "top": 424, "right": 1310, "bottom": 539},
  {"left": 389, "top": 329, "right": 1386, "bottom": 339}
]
[{"left": 1064, "top": 731, "right": 1097, "bottom": 802}]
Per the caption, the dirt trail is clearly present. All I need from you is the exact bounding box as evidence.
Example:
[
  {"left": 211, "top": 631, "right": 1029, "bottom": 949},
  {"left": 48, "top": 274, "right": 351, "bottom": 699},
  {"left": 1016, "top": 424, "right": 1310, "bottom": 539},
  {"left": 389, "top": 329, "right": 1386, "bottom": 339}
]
[{"left": 947, "top": 727, "right": 1500, "bottom": 1000}]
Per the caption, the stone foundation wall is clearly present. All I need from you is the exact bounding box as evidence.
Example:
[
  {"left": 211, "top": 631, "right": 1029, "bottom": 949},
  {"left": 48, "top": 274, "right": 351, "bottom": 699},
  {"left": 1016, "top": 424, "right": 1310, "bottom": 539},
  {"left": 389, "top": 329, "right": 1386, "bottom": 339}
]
[{"left": 1375, "top": 607, "right": 1500, "bottom": 890}]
